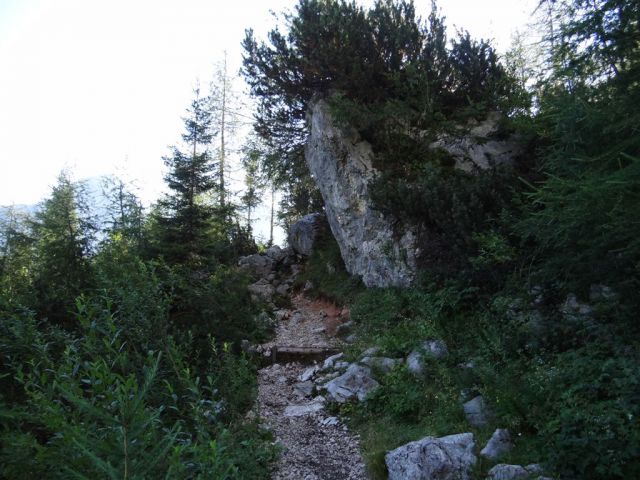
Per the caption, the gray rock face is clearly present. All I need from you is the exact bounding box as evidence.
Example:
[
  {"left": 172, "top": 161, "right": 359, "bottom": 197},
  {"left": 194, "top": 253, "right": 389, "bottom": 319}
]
[
  {"left": 305, "top": 99, "right": 417, "bottom": 288},
  {"left": 359, "top": 356, "right": 403, "bottom": 374},
  {"left": 431, "top": 112, "right": 523, "bottom": 173},
  {"left": 406, "top": 340, "right": 448, "bottom": 376},
  {"left": 480, "top": 429, "right": 513, "bottom": 460},
  {"left": 463, "top": 395, "right": 492, "bottom": 427},
  {"left": 265, "top": 245, "right": 287, "bottom": 262},
  {"left": 486, "top": 464, "right": 530, "bottom": 480},
  {"left": 247, "top": 279, "right": 276, "bottom": 303},
  {"left": 323, "top": 363, "right": 379, "bottom": 403},
  {"left": 284, "top": 396, "right": 326, "bottom": 417},
  {"left": 238, "top": 254, "right": 274, "bottom": 280},
  {"left": 385, "top": 433, "right": 477, "bottom": 480},
  {"left": 288, "top": 213, "right": 326, "bottom": 256}
]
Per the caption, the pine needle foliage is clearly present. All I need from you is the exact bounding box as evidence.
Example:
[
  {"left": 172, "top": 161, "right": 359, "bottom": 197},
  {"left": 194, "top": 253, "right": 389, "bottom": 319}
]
[{"left": 242, "top": 0, "right": 520, "bottom": 217}]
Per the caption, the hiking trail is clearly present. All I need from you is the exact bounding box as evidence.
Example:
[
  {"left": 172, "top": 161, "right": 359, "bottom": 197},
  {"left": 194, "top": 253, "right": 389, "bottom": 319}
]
[{"left": 256, "top": 293, "right": 368, "bottom": 480}]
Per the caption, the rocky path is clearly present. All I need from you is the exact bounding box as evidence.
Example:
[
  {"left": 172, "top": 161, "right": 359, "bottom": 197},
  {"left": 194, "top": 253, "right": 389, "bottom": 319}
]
[{"left": 256, "top": 294, "right": 368, "bottom": 480}]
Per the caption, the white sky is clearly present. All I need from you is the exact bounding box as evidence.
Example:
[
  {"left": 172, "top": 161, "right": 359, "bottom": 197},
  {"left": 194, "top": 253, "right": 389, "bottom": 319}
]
[{"left": 0, "top": 0, "right": 537, "bottom": 244}]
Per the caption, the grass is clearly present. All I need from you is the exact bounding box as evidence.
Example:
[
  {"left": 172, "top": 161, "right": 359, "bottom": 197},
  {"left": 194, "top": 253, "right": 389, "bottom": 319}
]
[{"left": 324, "top": 280, "right": 547, "bottom": 478}]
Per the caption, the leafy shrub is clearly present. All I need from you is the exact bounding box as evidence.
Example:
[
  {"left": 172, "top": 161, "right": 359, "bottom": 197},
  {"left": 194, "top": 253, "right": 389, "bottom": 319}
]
[
  {"left": 516, "top": 154, "right": 640, "bottom": 303},
  {"left": 168, "top": 264, "right": 264, "bottom": 359},
  {"left": 0, "top": 291, "right": 274, "bottom": 479},
  {"left": 541, "top": 345, "right": 640, "bottom": 479}
]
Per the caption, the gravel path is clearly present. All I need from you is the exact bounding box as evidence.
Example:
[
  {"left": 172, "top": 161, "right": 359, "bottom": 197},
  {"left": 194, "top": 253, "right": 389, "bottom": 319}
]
[{"left": 257, "top": 295, "right": 368, "bottom": 480}]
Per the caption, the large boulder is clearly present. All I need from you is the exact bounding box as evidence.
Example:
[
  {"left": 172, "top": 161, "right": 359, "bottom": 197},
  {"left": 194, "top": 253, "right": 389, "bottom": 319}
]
[
  {"left": 305, "top": 99, "right": 417, "bottom": 288},
  {"left": 385, "top": 433, "right": 477, "bottom": 480},
  {"left": 237, "top": 254, "right": 274, "bottom": 280},
  {"left": 323, "top": 363, "right": 379, "bottom": 403},
  {"left": 288, "top": 213, "right": 326, "bottom": 256},
  {"left": 247, "top": 279, "right": 275, "bottom": 303},
  {"left": 480, "top": 429, "right": 513, "bottom": 460}
]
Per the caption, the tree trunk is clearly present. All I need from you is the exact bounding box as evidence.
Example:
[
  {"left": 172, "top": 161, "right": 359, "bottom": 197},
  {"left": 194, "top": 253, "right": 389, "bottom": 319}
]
[
  {"left": 269, "top": 185, "right": 275, "bottom": 246},
  {"left": 219, "top": 53, "right": 227, "bottom": 209}
]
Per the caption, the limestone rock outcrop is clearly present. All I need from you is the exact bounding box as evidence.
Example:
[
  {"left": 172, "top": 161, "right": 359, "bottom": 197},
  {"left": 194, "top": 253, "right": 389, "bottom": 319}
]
[
  {"left": 305, "top": 99, "right": 417, "bottom": 287},
  {"left": 431, "top": 112, "right": 523, "bottom": 173}
]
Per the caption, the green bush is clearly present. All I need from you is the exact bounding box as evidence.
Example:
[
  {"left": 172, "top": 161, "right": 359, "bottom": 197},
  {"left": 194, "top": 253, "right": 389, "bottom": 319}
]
[
  {"left": 0, "top": 290, "right": 274, "bottom": 479},
  {"left": 541, "top": 345, "right": 640, "bottom": 479},
  {"left": 516, "top": 154, "right": 640, "bottom": 303},
  {"left": 370, "top": 163, "right": 517, "bottom": 279}
]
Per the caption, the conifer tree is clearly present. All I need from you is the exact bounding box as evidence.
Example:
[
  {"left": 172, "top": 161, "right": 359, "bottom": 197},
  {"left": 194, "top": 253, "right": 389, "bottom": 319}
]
[
  {"left": 0, "top": 206, "right": 34, "bottom": 303},
  {"left": 31, "top": 171, "right": 95, "bottom": 323},
  {"left": 156, "top": 89, "right": 217, "bottom": 265},
  {"left": 102, "top": 175, "right": 145, "bottom": 247},
  {"left": 240, "top": 142, "right": 265, "bottom": 233}
]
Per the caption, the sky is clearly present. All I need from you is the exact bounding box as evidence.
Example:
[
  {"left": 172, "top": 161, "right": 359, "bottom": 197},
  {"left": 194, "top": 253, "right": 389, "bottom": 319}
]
[{"left": 0, "top": 0, "right": 538, "bottom": 244}]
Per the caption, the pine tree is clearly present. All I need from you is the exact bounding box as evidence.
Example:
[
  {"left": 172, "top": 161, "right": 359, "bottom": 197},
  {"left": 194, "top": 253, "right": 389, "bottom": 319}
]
[
  {"left": 31, "top": 171, "right": 95, "bottom": 324},
  {"left": 156, "top": 89, "right": 217, "bottom": 265},
  {"left": 102, "top": 175, "right": 145, "bottom": 247},
  {"left": 241, "top": 0, "right": 514, "bottom": 219},
  {"left": 240, "top": 137, "right": 268, "bottom": 234},
  {"left": 0, "top": 206, "right": 34, "bottom": 304}
]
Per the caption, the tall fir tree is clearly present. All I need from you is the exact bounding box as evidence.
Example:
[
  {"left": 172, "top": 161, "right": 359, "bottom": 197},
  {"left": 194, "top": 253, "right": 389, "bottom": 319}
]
[
  {"left": 0, "top": 206, "right": 34, "bottom": 304},
  {"left": 240, "top": 137, "right": 267, "bottom": 234},
  {"left": 156, "top": 89, "right": 217, "bottom": 265},
  {"left": 102, "top": 175, "right": 145, "bottom": 248},
  {"left": 31, "top": 171, "right": 95, "bottom": 324}
]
